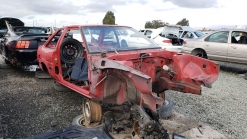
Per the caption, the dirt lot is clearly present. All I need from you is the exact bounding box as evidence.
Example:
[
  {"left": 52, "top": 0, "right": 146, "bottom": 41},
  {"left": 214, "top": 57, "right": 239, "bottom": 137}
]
[{"left": 0, "top": 57, "right": 246, "bottom": 139}]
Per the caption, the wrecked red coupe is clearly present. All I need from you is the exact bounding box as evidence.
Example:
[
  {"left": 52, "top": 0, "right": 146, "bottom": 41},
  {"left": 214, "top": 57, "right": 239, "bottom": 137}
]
[{"left": 37, "top": 25, "right": 219, "bottom": 138}]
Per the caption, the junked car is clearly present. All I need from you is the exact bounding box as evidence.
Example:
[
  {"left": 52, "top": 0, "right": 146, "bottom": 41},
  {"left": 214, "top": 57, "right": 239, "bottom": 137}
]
[
  {"left": 181, "top": 29, "right": 247, "bottom": 64},
  {"left": 0, "top": 20, "right": 52, "bottom": 66},
  {"left": 151, "top": 25, "right": 185, "bottom": 52},
  {"left": 0, "top": 17, "right": 24, "bottom": 55},
  {"left": 37, "top": 25, "right": 219, "bottom": 138}
]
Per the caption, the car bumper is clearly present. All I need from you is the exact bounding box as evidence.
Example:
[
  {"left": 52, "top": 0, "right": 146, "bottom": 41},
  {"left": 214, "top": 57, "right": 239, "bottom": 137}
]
[{"left": 15, "top": 49, "right": 38, "bottom": 65}]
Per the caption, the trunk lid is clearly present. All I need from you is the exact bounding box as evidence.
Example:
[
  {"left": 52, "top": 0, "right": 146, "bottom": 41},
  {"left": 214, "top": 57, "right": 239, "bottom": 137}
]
[
  {"left": 161, "top": 25, "right": 182, "bottom": 38},
  {"left": 150, "top": 25, "right": 182, "bottom": 39},
  {"left": 0, "top": 17, "right": 24, "bottom": 30}
]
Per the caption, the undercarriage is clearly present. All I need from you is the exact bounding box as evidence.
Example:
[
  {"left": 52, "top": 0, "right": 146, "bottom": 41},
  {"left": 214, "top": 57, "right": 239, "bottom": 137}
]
[{"left": 80, "top": 99, "right": 186, "bottom": 139}]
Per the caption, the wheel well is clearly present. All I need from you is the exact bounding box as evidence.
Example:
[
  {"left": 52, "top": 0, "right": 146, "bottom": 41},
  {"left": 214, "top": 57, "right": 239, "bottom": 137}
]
[
  {"left": 4, "top": 46, "right": 10, "bottom": 57},
  {"left": 191, "top": 48, "right": 208, "bottom": 59},
  {"left": 40, "top": 62, "right": 48, "bottom": 72}
]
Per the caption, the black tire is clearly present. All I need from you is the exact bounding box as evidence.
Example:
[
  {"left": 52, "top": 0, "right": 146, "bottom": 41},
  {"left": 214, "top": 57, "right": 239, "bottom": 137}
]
[
  {"left": 72, "top": 112, "right": 114, "bottom": 132},
  {"left": 60, "top": 38, "right": 84, "bottom": 65},
  {"left": 245, "top": 73, "right": 247, "bottom": 80},
  {"left": 158, "top": 99, "right": 174, "bottom": 119},
  {"left": 35, "top": 70, "right": 52, "bottom": 79},
  {"left": 53, "top": 81, "right": 72, "bottom": 92},
  {"left": 191, "top": 49, "right": 207, "bottom": 58}
]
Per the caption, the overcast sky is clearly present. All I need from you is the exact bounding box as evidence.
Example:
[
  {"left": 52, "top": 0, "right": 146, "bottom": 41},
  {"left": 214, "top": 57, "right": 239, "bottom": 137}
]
[{"left": 0, "top": 0, "right": 246, "bottom": 30}]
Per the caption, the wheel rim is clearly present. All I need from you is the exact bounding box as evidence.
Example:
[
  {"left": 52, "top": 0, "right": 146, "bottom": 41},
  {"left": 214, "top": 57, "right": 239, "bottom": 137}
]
[
  {"left": 61, "top": 44, "right": 80, "bottom": 62},
  {"left": 82, "top": 99, "right": 102, "bottom": 126}
]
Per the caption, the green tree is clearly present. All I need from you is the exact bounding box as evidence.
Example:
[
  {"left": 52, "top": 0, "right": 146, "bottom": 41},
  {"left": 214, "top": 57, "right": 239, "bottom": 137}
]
[
  {"left": 176, "top": 18, "right": 189, "bottom": 26},
  {"left": 144, "top": 21, "right": 153, "bottom": 28},
  {"left": 144, "top": 20, "right": 167, "bottom": 29},
  {"left": 102, "top": 11, "right": 115, "bottom": 25}
]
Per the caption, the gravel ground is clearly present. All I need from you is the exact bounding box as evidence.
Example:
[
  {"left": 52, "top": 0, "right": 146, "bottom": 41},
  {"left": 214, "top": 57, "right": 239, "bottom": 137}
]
[
  {"left": 166, "top": 62, "right": 247, "bottom": 139},
  {"left": 0, "top": 58, "right": 247, "bottom": 139},
  {"left": 0, "top": 67, "right": 83, "bottom": 138}
]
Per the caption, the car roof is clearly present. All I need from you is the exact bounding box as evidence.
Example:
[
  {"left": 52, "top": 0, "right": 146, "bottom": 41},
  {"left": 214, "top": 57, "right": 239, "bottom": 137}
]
[
  {"left": 219, "top": 28, "right": 247, "bottom": 31},
  {"left": 201, "top": 29, "right": 247, "bottom": 36}
]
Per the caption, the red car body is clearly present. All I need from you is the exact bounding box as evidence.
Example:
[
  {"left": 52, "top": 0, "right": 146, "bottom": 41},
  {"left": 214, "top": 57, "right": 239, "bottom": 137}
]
[{"left": 37, "top": 25, "right": 219, "bottom": 112}]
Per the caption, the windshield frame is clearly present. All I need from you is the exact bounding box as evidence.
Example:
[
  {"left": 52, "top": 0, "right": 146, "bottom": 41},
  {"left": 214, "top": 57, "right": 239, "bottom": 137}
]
[{"left": 81, "top": 26, "right": 161, "bottom": 54}]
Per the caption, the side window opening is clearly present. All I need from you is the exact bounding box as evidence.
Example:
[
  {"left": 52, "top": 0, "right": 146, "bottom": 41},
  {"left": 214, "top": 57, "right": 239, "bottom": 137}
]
[
  {"left": 205, "top": 31, "right": 229, "bottom": 43},
  {"left": 181, "top": 31, "right": 188, "bottom": 38},
  {"left": 232, "top": 31, "right": 247, "bottom": 44},
  {"left": 45, "top": 29, "right": 64, "bottom": 48}
]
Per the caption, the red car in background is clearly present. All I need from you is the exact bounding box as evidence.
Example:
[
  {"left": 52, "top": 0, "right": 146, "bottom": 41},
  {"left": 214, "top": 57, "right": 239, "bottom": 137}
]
[{"left": 37, "top": 25, "right": 219, "bottom": 138}]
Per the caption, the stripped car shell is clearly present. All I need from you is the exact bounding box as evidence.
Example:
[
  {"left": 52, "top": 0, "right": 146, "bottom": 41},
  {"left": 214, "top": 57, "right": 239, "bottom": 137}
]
[
  {"left": 37, "top": 25, "right": 219, "bottom": 111},
  {"left": 37, "top": 25, "right": 219, "bottom": 137}
]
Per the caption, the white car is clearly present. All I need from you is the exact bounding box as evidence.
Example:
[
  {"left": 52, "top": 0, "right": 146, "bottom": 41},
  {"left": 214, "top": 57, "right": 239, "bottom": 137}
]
[
  {"left": 139, "top": 28, "right": 157, "bottom": 38},
  {"left": 151, "top": 25, "right": 184, "bottom": 52},
  {"left": 117, "top": 31, "right": 151, "bottom": 47}
]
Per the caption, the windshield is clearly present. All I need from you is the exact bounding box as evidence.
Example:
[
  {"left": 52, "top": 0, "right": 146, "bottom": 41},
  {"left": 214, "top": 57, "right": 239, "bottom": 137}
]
[
  {"left": 194, "top": 31, "right": 205, "bottom": 37},
  {"left": 82, "top": 26, "right": 160, "bottom": 53},
  {"left": 13, "top": 27, "right": 47, "bottom": 35}
]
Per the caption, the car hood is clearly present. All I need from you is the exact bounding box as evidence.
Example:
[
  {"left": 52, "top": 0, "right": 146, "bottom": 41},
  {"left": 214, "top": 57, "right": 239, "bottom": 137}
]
[
  {"left": 151, "top": 25, "right": 182, "bottom": 39},
  {"left": 0, "top": 17, "right": 24, "bottom": 30}
]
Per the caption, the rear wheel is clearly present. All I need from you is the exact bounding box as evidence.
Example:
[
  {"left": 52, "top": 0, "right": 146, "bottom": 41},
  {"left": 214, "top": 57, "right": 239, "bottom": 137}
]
[{"left": 191, "top": 49, "right": 207, "bottom": 58}]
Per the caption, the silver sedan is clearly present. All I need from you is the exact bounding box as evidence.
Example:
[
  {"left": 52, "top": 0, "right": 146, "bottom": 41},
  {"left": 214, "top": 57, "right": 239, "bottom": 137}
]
[{"left": 181, "top": 29, "right": 247, "bottom": 64}]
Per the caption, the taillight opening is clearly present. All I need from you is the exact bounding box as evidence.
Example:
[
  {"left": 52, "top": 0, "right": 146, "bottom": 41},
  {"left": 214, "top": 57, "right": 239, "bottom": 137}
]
[
  {"left": 183, "top": 41, "right": 187, "bottom": 44},
  {"left": 16, "top": 41, "right": 30, "bottom": 48},
  {"left": 162, "top": 40, "right": 171, "bottom": 43}
]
